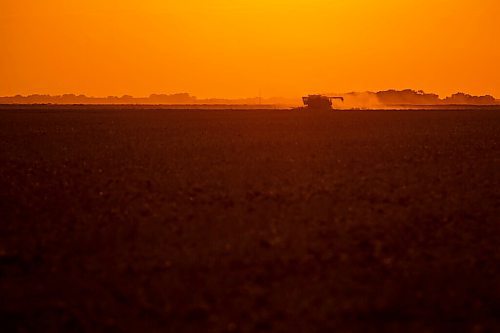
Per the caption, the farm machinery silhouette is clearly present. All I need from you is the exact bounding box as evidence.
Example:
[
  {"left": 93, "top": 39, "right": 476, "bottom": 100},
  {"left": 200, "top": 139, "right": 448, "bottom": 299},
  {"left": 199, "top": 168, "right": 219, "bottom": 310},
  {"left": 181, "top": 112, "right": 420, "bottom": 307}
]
[{"left": 298, "top": 95, "right": 344, "bottom": 110}]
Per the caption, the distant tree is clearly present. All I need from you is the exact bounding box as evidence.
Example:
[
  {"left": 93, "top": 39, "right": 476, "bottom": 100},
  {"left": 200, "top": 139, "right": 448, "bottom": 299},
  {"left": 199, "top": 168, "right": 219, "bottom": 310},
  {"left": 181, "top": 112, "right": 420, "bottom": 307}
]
[
  {"left": 444, "top": 93, "right": 496, "bottom": 105},
  {"left": 376, "top": 89, "right": 440, "bottom": 105}
]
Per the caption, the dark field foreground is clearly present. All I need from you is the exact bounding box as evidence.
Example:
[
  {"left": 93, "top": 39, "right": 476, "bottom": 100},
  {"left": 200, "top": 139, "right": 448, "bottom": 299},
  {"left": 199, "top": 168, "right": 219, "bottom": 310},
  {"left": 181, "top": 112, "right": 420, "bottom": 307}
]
[{"left": 0, "top": 108, "right": 499, "bottom": 332}]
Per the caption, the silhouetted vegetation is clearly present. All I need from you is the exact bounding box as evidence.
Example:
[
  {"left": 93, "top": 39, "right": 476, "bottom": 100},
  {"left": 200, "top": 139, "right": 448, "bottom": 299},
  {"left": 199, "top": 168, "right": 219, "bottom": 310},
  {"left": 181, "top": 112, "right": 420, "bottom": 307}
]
[
  {"left": 376, "top": 89, "right": 441, "bottom": 105},
  {"left": 340, "top": 90, "right": 499, "bottom": 108},
  {"left": 0, "top": 93, "right": 276, "bottom": 106},
  {"left": 444, "top": 92, "right": 497, "bottom": 105},
  {"left": 0, "top": 90, "right": 498, "bottom": 107}
]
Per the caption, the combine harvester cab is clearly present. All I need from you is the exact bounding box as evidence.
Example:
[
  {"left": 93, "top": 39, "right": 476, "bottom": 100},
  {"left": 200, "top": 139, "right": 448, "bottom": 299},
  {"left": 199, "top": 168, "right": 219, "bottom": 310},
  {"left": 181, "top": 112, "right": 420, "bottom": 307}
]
[{"left": 301, "top": 95, "right": 344, "bottom": 110}]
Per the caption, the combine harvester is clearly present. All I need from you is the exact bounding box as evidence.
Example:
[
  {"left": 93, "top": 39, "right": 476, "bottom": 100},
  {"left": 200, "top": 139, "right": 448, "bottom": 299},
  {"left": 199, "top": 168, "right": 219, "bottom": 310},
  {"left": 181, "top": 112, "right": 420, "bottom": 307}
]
[{"left": 299, "top": 95, "right": 344, "bottom": 110}]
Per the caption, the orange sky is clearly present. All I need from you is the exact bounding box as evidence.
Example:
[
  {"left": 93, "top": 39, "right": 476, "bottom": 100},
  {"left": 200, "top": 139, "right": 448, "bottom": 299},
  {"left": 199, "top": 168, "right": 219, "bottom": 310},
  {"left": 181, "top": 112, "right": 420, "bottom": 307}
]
[{"left": 1, "top": 0, "right": 499, "bottom": 98}]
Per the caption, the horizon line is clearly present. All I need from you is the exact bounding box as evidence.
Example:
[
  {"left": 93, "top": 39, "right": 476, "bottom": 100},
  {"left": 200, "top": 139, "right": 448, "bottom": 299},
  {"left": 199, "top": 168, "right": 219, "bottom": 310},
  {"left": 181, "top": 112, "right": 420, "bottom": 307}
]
[{"left": 0, "top": 89, "right": 499, "bottom": 100}]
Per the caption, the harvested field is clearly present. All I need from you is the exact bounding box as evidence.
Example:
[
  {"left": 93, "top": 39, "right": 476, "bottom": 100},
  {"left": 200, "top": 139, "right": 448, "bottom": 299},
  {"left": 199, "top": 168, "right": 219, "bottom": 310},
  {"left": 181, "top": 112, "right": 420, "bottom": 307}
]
[{"left": 0, "top": 107, "right": 499, "bottom": 332}]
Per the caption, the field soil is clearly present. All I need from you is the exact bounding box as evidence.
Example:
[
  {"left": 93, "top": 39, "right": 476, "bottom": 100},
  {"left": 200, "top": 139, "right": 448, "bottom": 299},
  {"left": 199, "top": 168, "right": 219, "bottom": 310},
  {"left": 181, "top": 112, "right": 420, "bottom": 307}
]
[{"left": 1, "top": 107, "right": 499, "bottom": 332}]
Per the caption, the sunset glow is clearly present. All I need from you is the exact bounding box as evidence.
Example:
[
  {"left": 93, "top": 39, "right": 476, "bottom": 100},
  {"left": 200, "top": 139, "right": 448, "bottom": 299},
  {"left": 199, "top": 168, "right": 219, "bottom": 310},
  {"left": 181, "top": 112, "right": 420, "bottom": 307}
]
[{"left": 2, "top": 0, "right": 499, "bottom": 98}]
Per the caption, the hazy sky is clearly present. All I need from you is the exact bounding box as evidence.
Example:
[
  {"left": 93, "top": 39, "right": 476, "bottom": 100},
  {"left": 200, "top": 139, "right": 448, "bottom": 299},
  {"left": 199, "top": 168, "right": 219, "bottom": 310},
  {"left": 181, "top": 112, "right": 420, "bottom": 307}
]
[{"left": 1, "top": 0, "right": 499, "bottom": 98}]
